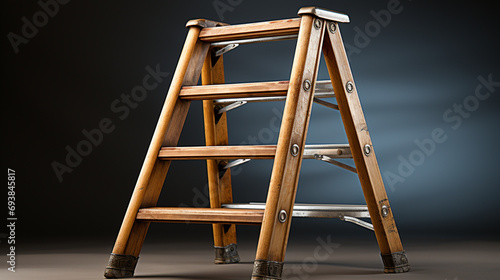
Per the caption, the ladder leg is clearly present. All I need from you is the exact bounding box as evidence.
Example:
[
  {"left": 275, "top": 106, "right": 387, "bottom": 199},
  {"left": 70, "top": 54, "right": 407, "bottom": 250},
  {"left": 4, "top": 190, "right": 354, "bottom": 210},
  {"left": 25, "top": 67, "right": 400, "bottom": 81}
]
[
  {"left": 104, "top": 25, "right": 210, "bottom": 278},
  {"left": 322, "top": 21, "right": 410, "bottom": 273},
  {"left": 252, "top": 15, "right": 325, "bottom": 280},
  {"left": 104, "top": 100, "right": 190, "bottom": 278},
  {"left": 202, "top": 52, "right": 240, "bottom": 264}
]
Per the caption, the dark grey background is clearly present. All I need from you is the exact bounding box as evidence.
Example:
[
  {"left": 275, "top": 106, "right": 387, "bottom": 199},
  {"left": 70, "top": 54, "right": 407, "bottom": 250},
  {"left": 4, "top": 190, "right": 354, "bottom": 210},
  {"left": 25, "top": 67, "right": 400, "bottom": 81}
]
[{"left": 3, "top": 0, "right": 499, "bottom": 248}]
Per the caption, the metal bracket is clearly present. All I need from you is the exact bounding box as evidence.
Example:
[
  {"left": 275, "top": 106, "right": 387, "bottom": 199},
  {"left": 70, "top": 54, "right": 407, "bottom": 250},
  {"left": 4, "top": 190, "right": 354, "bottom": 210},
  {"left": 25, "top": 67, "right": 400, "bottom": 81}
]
[
  {"left": 211, "top": 43, "right": 239, "bottom": 66},
  {"left": 313, "top": 97, "right": 339, "bottom": 110},
  {"left": 314, "top": 154, "right": 357, "bottom": 173},
  {"left": 215, "top": 43, "right": 239, "bottom": 57},
  {"left": 339, "top": 215, "right": 374, "bottom": 231},
  {"left": 223, "top": 203, "right": 370, "bottom": 219},
  {"left": 223, "top": 203, "right": 373, "bottom": 231},
  {"left": 211, "top": 34, "right": 298, "bottom": 47},
  {"left": 217, "top": 100, "right": 247, "bottom": 114},
  {"left": 223, "top": 158, "right": 251, "bottom": 169}
]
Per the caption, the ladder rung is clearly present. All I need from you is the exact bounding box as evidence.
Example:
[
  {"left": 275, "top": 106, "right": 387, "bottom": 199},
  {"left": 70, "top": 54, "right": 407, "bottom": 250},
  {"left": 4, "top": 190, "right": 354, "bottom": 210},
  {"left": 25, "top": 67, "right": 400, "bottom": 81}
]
[
  {"left": 180, "top": 80, "right": 334, "bottom": 101},
  {"left": 158, "top": 144, "right": 352, "bottom": 160},
  {"left": 212, "top": 80, "right": 334, "bottom": 104},
  {"left": 199, "top": 18, "right": 301, "bottom": 42},
  {"left": 136, "top": 207, "right": 264, "bottom": 225},
  {"left": 179, "top": 81, "right": 289, "bottom": 100},
  {"left": 159, "top": 145, "right": 276, "bottom": 160}
]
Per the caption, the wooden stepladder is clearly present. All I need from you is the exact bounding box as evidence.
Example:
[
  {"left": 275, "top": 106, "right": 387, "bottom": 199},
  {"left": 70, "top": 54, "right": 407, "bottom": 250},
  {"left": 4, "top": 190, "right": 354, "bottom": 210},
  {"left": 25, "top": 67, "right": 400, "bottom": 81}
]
[{"left": 104, "top": 7, "right": 410, "bottom": 279}]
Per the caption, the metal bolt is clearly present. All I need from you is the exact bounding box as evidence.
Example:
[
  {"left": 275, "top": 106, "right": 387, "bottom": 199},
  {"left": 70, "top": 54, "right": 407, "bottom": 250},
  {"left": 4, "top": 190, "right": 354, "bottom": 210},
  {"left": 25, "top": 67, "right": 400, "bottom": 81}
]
[
  {"left": 314, "top": 18, "right": 322, "bottom": 29},
  {"left": 328, "top": 22, "right": 337, "bottom": 34},
  {"left": 337, "top": 149, "right": 343, "bottom": 156},
  {"left": 363, "top": 144, "right": 371, "bottom": 156},
  {"left": 381, "top": 205, "right": 389, "bottom": 217},
  {"left": 346, "top": 81, "right": 354, "bottom": 93},
  {"left": 278, "top": 210, "right": 287, "bottom": 223},
  {"left": 303, "top": 79, "right": 311, "bottom": 91},
  {"left": 291, "top": 144, "right": 300, "bottom": 157}
]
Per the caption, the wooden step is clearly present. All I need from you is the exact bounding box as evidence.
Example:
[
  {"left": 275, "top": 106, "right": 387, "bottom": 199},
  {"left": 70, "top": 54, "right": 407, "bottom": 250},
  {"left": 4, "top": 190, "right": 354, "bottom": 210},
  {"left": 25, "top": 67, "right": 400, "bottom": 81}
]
[
  {"left": 179, "top": 81, "right": 290, "bottom": 100},
  {"left": 199, "top": 18, "right": 301, "bottom": 42},
  {"left": 136, "top": 207, "right": 264, "bottom": 225},
  {"left": 158, "top": 144, "right": 352, "bottom": 160},
  {"left": 180, "top": 80, "right": 335, "bottom": 101},
  {"left": 159, "top": 145, "right": 276, "bottom": 160},
  {"left": 212, "top": 80, "right": 335, "bottom": 104}
]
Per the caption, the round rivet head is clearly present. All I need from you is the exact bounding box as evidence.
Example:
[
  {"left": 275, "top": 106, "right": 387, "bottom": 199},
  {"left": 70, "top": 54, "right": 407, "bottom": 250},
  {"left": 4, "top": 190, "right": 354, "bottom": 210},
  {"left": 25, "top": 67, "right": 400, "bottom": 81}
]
[
  {"left": 328, "top": 22, "right": 337, "bottom": 34},
  {"left": 291, "top": 144, "right": 300, "bottom": 157},
  {"left": 381, "top": 205, "right": 389, "bottom": 218},
  {"left": 363, "top": 144, "right": 371, "bottom": 156},
  {"left": 314, "top": 18, "right": 322, "bottom": 29},
  {"left": 346, "top": 81, "right": 354, "bottom": 93},
  {"left": 303, "top": 79, "right": 311, "bottom": 91},
  {"left": 278, "top": 210, "right": 287, "bottom": 223}
]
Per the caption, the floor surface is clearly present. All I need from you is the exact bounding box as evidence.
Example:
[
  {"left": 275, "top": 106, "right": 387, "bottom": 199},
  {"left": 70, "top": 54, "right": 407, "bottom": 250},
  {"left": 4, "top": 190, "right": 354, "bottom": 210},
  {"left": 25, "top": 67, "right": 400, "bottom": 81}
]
[{"left": 1, "top": 237, "right": 498, "bottom": 280}]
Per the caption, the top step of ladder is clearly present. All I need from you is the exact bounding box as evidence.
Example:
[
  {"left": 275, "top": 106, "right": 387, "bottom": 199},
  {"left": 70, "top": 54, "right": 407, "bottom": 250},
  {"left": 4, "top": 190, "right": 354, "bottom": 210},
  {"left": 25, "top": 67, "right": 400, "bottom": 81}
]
[{"left": 186, "top": 7, "right": 349, "bottom": 44}]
